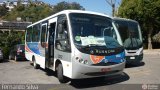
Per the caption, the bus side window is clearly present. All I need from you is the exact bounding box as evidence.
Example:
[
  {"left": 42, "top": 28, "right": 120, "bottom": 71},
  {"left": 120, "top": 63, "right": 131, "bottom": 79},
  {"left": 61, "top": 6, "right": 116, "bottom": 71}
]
[
  {"left": 49, "top": 23, "right": 56, "bottom": 44},
  {"left": 26, "top": 27, "right": 32, "bottom": 42},
  {"left": 41, "top": 24, "right": 47, "bottom": 48},
  {"left": 32, "top": 24, "right": 40, "bottom": 42},
  {"left": 55, "top": 15, "right": 71, "bottom": 52}
]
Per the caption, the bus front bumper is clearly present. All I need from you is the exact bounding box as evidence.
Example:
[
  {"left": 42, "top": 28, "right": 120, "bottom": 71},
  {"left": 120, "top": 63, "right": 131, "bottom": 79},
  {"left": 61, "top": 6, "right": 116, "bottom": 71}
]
[
  {"left": 125, "top": 54, "right": 143, "bottom": 64},
  {"left": 71, "top": 61, "right": 125, "bottom": 79}
]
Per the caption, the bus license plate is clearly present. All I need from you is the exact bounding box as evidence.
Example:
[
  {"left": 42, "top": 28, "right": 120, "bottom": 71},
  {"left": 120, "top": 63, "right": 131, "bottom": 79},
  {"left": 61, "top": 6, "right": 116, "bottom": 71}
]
[
  {"left": 101, "top": 68, "right": 111, "bottom": 72},
  {"left": 130, "top": 57, "right": 135, "bottom": 59}
]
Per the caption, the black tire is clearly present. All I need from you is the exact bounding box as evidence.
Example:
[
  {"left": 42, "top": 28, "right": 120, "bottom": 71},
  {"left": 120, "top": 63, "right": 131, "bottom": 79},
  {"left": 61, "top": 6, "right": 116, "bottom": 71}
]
[
  {"left": 57, "top": 64, "right": 69, "bottom": 83},
  {"left": 33, "top": 57, "right": 39, "bottom": 69}
]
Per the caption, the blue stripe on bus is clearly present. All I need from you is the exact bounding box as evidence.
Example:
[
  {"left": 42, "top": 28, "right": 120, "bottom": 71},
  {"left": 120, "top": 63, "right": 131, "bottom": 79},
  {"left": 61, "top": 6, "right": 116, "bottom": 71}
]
[
  {"left": 26, "top": 42, "right": 41, "bottom": 56},
  {"left": 100, "top": 51, "right": 125, "bottom": 63}
]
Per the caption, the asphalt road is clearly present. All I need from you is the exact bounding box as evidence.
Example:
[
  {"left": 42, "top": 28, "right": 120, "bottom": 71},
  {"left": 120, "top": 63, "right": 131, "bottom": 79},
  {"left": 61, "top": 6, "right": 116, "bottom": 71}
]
[{"left": 0, "top": 54, "right": 160, "bottom": 90}]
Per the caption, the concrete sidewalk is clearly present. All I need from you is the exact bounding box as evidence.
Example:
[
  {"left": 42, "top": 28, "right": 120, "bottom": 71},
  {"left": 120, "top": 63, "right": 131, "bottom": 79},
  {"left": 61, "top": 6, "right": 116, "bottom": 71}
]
[{"left": 143, "top": 49, "right": 160, "bottom": 55}]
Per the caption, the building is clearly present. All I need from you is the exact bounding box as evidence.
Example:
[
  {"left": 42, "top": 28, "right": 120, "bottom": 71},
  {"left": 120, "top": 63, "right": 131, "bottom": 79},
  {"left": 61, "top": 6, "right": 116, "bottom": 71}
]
[
  {"left": 0, "top": 20, "right": 32, "bottom": 33},
  {"left": 0, "top": 0, "right": 29, "bottom": 11}
]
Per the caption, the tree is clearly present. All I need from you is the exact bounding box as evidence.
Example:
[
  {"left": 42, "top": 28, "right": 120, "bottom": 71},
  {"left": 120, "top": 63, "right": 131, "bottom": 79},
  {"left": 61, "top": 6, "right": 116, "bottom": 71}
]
[
  {"left": 3, "top": 1, "right": 53, "bottom": 22},
  {"left": 3, "top": 1, "right": 85, "bottom": 22},
  {"left": 52, "top": 1, "right": 85, "bottom": 14},
  {"left": 118, "top": 0, "right": 160, "bottom": 49},
  {"left": 0, "top": 5, "right": 8, "bottom": 18},
  {"left": 0, "top": 31, "right": 24, "bottom": 58}
]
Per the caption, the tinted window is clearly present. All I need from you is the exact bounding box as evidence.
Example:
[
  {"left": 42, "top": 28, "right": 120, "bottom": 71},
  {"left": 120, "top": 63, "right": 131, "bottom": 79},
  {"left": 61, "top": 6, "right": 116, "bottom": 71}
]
[
  {"left": 41, "top": 24, "right": 47, "bottom": 48},
  {"left": 32, "top": 24, "right": 40, "bottom": 42},
  {"left": 26, "top": 27, "right": 32, "bottom": 42},
  {"left": 69, "top": 13, "right": 120, "bottom": 48},
  {"left": 114, "top": 20, "right": 142, "bottom": 49},
  {"left": 55, "top": 15, "right": 71, "bottom": 52}
]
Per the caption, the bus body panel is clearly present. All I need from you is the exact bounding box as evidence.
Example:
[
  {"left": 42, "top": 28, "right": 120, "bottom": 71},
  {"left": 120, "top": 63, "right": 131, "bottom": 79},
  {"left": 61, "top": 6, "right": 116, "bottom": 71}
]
[
  {"left": 25, "top": 51, "right": 32, "bottom": 61},
  {"left": 72, "top": 60, "right": 125, "bottom": 79},
  {"left": 70, "top": 46, "right": 125, "bottom": 79},
  {"left": 53, "top": 49, "right": 72, "bottom": 78},
  {"left": 60, "top": 60, "right": 72, "bottom": 78},
  {"left": 25, "top": 42, "right": 46, "bottom": 68}
]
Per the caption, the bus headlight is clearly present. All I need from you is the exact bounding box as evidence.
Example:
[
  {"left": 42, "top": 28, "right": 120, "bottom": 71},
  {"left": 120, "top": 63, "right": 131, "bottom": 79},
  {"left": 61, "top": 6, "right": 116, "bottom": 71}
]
[
  {"left": 75, "top": 57, "right": 88, "bottom": 64},
  {"left": 76, "top": 57, "right": 79, "bottom": 60},
  {"left": 79, "top": 59, "right": 83, "bottom": 63},
  {"left": 83, "top": 60, "right": 88, "bottom": 64}
]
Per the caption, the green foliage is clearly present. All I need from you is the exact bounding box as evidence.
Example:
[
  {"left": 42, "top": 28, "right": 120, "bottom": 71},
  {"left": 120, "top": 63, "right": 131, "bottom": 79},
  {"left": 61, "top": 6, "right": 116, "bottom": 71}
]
[
  {"left": 0, "top": 5, "right": 8, "bottom": 17},
  {"left": 52, "top": 1, "right": 85, "bottom": 14},
  {"left": 2, "top": 1, "right": 85, "bottom": 22},
  {"left": 0, "top": 31, "right": 25, "bottom": 58},
  {"left": 3, "top": 1, "right": 85, "bottom": 23},
  {"left": 0, "top": 1, "right": 85, "bottom": 58},
  {"left": 3, "top": 1, "right": 53, "bottom": 22},
  {"left": 118, "top": 0, "right": 160, "bottom": 48}
]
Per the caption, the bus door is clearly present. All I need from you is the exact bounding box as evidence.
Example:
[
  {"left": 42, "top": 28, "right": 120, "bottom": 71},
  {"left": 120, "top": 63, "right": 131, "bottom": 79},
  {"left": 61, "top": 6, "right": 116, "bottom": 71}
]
[
  {"left": 46, "top": 17, "right": 57, "bottom": 68},
  {"left": 40, "top": 23, "right": 48, "bottom": 69}
]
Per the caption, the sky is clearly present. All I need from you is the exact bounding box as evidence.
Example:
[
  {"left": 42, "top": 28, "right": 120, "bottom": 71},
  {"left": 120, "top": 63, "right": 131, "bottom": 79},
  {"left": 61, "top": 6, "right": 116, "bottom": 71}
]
[
  {"left": 41, "top": 0, "right": 122, "bottom": 16},
  {"left": 0, "top": 0, "right": 121, "bottom": 16}
]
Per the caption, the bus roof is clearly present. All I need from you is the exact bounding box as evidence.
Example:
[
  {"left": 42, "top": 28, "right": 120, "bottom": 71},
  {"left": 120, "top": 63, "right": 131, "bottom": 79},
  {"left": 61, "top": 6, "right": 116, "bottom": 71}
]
[
  {"left": 112, "top": 17, "right": 138, "bottom": 23},
  {"left": 27, "top": 10, "right": 110, "bottom": 28}
]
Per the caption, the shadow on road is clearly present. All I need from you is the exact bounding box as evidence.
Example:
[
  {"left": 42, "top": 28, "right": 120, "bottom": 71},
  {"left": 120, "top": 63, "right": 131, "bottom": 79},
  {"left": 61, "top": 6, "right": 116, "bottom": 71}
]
[
  {"left": 2, "top": 59, "right": 28, "bottom": 62},
  {"left": 29, "top": 62, "right": 57, "bottom": 76},
  {"left": 0, "top": 59, "right": 9, "bottom": 63},
  {"left": 125, "top": 62, "right": 145, "bottom": 68},
  {"left": 29, "top": 63, "right": 130, "bottom": 89},
  {"left": 39, "top": 68, "right": 57, "bottom": 77},
  {"left": 69, "top": 72, "right": 130, "bottom": 89},
  {"left": 45, "top": 68, "right": 57, "bottom": 76},
  {"left": 38, "top": 67, "right": 129, "bottom": 89},
  {"left": 15, "top": 60, "right": 28, "bottom": 62}
]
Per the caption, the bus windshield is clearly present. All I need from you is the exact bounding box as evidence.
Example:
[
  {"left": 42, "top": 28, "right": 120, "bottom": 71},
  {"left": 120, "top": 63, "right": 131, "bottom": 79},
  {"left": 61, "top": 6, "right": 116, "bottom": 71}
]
[
  {"left": 113, "top": 20, "right": 142, "bottom": 49},
  {"left": 69, "top": 13, "right": 121, "bottom": 49}
]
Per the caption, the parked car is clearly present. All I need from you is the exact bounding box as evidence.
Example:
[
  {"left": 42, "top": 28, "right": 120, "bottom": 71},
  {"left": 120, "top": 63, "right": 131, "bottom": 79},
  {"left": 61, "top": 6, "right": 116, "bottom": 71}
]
[
  {"left": 0, "top": 48, "right": 4, "bottom": 62},
  {"left": 9, "top": 44, "right": 26, "bottom": 61}
]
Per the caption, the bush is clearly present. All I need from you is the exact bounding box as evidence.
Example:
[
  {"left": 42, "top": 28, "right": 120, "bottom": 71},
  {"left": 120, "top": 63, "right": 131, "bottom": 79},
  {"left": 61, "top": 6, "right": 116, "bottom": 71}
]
[
  {"left": 1, "top": 46, "right": 10, "bottom": 59},
  {"left": 0, "top": 31, "right": 25, "bottom": 59}
]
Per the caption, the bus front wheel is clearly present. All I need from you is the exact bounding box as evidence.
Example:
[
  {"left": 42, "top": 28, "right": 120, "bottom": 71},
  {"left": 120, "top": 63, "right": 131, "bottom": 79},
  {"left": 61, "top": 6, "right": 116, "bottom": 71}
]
[{"left": 57, "top": 64, "right": 69, "bottom": 83}]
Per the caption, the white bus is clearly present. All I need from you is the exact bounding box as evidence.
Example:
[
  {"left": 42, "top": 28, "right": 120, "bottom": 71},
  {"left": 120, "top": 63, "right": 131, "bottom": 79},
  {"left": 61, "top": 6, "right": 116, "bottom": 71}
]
[
  {"left": 25, "top": 10, "right": 126, "bottom": 83},
  {"left": 113, "top": 18, "right": 143, "bottom": 65}
]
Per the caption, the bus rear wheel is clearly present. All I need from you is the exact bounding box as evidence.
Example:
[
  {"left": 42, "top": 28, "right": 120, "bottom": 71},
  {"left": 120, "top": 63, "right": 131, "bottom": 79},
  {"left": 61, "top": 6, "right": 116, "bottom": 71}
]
[
  {"left": 57, "top": 64, "right": 69, "bottom": 83},
  {"left": 33, "top": 57, "right": 39, "bottom": 69}
]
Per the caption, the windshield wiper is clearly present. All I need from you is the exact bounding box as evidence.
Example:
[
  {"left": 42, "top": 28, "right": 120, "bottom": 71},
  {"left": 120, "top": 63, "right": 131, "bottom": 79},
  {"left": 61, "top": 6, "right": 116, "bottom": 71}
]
[{"left": 83, "top": 44, "right": 101, "bottom": 48}]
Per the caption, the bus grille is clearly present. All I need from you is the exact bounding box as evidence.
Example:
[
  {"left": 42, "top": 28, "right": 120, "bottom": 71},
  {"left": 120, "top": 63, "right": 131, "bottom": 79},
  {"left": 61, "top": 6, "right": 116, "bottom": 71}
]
[
  {"left": 91, "top": 62, "right": 118, "bottom": 66},
  {"left": 84, "top": 70, "right": 120, "bottom": 76}
]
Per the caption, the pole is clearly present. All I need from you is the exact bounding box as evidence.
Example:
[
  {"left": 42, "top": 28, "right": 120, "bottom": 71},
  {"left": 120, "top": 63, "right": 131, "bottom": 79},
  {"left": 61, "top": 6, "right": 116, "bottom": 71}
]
[
  {"left": 105, "top": 0, "right": 115, "bottom": 17},
  {"left": 112, "top": 3, "right": 115, "bottom": 16}
]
